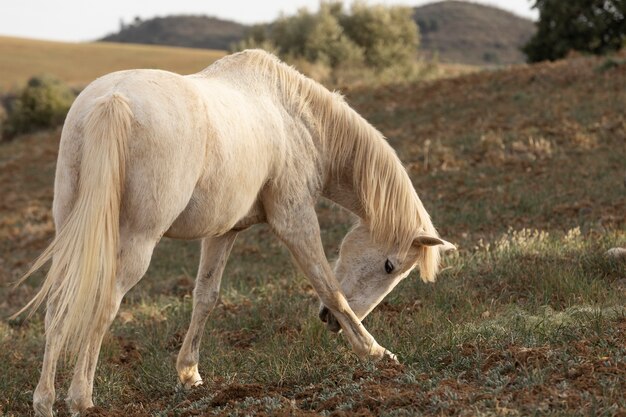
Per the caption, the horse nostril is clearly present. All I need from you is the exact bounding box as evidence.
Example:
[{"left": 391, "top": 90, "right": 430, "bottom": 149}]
[
  {"left": 319, "top": 306, "right": 341, "bottom": 332},
  {"left": 319, "top": 306, "right": 329, "bottom": 323},
  {"left": 327, "top": 314, "right": 341, "bottom": 333}
]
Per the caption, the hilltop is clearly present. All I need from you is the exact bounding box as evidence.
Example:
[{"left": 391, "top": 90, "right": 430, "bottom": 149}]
[
  {"left": 99, "top": 1, "right": 535, "bottom": 65},
  {"left": 414, "top": 1, "right": 535, "bottom": 65},
  {"left": 101, "top": 15, "right": 247, "bottom": 51}
]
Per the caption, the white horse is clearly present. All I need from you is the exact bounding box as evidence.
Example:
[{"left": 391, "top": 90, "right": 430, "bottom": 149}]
[{"left": 15, "top": 49, "right": 454, "bottom": 416}]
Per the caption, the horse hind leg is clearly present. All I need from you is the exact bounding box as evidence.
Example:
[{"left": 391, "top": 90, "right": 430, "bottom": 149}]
[
  {"left": 176, "top": 232, "right": 237, "bottom": 388},
  {"left": 65, "top": 233, "right": 158, "bottom": 414},
  {"left": 33, "top": 284, "right": 63, "bottom": 417},
  {"left": 33, "top": 184, "right": 76, "bottom": 417}
]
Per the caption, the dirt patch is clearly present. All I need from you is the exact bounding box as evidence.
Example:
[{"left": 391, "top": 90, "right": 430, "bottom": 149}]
[
  {"left": 83, "top": 406, "right": 131, "bottom": 417},
  {"left": 83, "top": 404, "right": 151, "bottom": 417},
  {"left": 329, "top": 409, "right": 376, "bottom": 417},
  {"left": 351, "top": 357, "right": 405, "bottom": 382},
  {"left": 220, "top": 328, "right": 258, "bottom": 349},
  {"left": 110, "top": 337, "right": 142, "bottom": 366},
  {"left": 209, "top": 383, "right": 267, "bottom": 407}
]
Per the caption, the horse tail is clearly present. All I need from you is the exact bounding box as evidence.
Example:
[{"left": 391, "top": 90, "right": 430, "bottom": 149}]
[{"left": 12, "top": 93, "right": 132, "bottom": 359}]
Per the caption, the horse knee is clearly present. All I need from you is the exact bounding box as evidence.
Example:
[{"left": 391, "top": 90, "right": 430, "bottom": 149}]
[
  {"left": 206, "top": 289, "right": 220, "bottom": 308},
  {"left": 320, "top": 292, "right": 349, "bottom": 315},
  {"left": 193, "top": 288, "right": 220, "bottom": 312}
]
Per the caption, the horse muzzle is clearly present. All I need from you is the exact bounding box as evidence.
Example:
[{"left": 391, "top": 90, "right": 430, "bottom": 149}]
[{"left": 318, "top": 306, "right": 341, "bottom": 333}]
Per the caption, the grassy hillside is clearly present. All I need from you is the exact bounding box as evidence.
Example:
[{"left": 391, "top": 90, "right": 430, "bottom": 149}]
[
  {"left": 0, "top": 52, "right": 624, "bottom": 416},
  {"left": 101, "top": 15, "right": 246, "bottom": 52},
  {"left": 0, "top": 36, "right": 225, "bottom": 91},
  {"left": 414, "top": 0, "right": 535, "bottom": 65}
]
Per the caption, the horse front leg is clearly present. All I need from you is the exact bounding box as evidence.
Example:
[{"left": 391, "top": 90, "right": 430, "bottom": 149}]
[
  {"left": 267, "top": 202, "right": 395, "bottom": 361},
  {"left": 177, "top": 232, "right": 238, "bottom": 388}
]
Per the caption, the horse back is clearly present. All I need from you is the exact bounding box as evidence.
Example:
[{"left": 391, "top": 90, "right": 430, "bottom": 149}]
[{"left": 56, "top": 69, "right": 278, "bottom": 241}]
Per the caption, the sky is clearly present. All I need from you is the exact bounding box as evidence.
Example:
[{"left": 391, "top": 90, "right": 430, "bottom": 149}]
[{"left": 0, "top": 0, "right": 538, "bottom": 43}]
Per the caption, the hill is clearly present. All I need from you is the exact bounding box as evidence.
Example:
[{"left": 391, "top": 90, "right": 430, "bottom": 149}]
[
  {"left": 101, "top": 15, "right": 247, "bottom": 51},
  {"left": 97, "top": 2, "right": 535, "bottom": 66},
  {"left": 0, "top": 36, "right": 225, "bottom": 91},
  {"left": 413, "top": 0, "right": 535, "bottom": 65},
  {"left": 1, "top": 52, "right": 624, "bottom": 415}
]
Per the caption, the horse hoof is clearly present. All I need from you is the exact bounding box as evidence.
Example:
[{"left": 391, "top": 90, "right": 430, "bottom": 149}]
[
  {"left": 383, "top": 350, "right": 399, "bottom": 364},
  {"left": 33, "top": 389, "right": 55, "bottom": 417},
  {"left": 66, "top": 396, "right": 94, "bottom": 416},
  {"left": 33, "top": 401, "right": 54, "bottom": 417},
  {"left": 180, "top": 377, "right": 203, "bottom": 390}
]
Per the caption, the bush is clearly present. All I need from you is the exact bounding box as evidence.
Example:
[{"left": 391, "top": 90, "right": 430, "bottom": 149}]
[
  {"left": 341, "top": 2, "right": 419, "bottom": 72},
  {"left": 303, "top": 4, "right": 364, "bottom": 68},
  {"left": 0, "top": 105, "right": 6, "bottom": 141},
  {"left": 233, "top": 1, "right": 420, "bottom": 84},
  {"left": 523, "top": 0, "right": 626, "bottom": 62},
  {"left": 3, "top": 75, "right": 75, "bottom": 140}
]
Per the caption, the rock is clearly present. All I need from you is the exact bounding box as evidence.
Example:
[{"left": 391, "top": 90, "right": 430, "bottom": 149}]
[{"left": 605, "top": 247, "right": 626, "bottom": 260}]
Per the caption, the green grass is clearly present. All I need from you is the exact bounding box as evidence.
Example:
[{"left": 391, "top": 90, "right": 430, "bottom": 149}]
[
  {"left": 4, "top": 230, "right": 623, "bottom": 416},
  {"left": 0, "top": 52, "right": 625, "bottom": 416}
]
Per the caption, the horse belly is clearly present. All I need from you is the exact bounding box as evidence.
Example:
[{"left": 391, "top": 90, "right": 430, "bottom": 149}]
[{"left": 165, "top": 170, "right": 266, "bottom": 239}]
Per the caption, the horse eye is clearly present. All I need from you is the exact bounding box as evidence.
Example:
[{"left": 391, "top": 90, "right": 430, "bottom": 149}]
[{"left": 384, "top": 259, "right": 394, "bottom": 274}]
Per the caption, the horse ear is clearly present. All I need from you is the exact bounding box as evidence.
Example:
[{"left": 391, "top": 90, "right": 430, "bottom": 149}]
[
  {"left": 413, "top": 233, "right": 456, "bottom": 252},
  {"left": 439, "top": 239, "right": 457, "bottom": 252}
]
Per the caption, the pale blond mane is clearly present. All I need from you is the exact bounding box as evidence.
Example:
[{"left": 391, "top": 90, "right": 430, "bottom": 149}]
[{"left": 221, "top": 50, "right": 439, "bottom": 277}]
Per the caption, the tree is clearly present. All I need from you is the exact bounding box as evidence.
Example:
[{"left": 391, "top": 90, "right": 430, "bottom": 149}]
[
  {"left": 341, "top": 2, "right": 419, "bottom": 71},
  {"left": 234, "top": 1, "right": 419, "bottom": 73},
  {"left": 523, "top": 0, "right": 626, "bottom": 62},
  {"left": 304, "top": 3, "right": 363, "bottom": 68}
]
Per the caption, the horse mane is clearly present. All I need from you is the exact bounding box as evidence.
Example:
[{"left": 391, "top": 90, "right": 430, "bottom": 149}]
[{"left": 206, "top": 50, "right": 440, "bottom": 278}]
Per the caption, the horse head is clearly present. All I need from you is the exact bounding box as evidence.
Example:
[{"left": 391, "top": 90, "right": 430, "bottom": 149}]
[{"left": 319, "top": 222, "right": 455, "bottom": 332}]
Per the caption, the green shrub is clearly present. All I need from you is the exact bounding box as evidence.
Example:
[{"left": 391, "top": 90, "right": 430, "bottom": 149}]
[
  {"left": 233, "top": 1, "right": 420, "bottom": 84},
  {"left": 523, "top": 0, "right": 626, "bottom": 62},
  {"left": 0, "top": 105, "right": 6, "bottom": 141},
  {"left": 303, "top": 3, "right": 364, "bottom": 68},
  {"left": 340, "top": 2, "right": 419, "bottom": 72},
  {"left": 3, "top": 75, "right": 75, "bottom": 140}
]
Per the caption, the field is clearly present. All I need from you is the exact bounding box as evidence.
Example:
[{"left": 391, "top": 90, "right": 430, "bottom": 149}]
[
  {"left": 0, "top": 51, "right": 625, "bottom": 416},
  {"left": 0, "top": 36, "right": 225, "bottom": 91}
]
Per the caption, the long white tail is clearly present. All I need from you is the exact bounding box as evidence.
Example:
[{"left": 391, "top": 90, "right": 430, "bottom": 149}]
[{"left": 13, "top": 93, "right": 132, "bottom": 359}]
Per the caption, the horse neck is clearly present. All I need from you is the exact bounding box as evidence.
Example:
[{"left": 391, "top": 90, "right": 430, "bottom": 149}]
[
  {"left": 314, "top": 103, "right": 372, "bottom": 218},
  {"left": 322, "top": 170, "right": 366, "bottom": 218},
  {"left": 315, "top": 100, "right": 436, "bottom": 252},
  {"left": 214, "top": 50, "right": 435, "bottom": 250}
]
